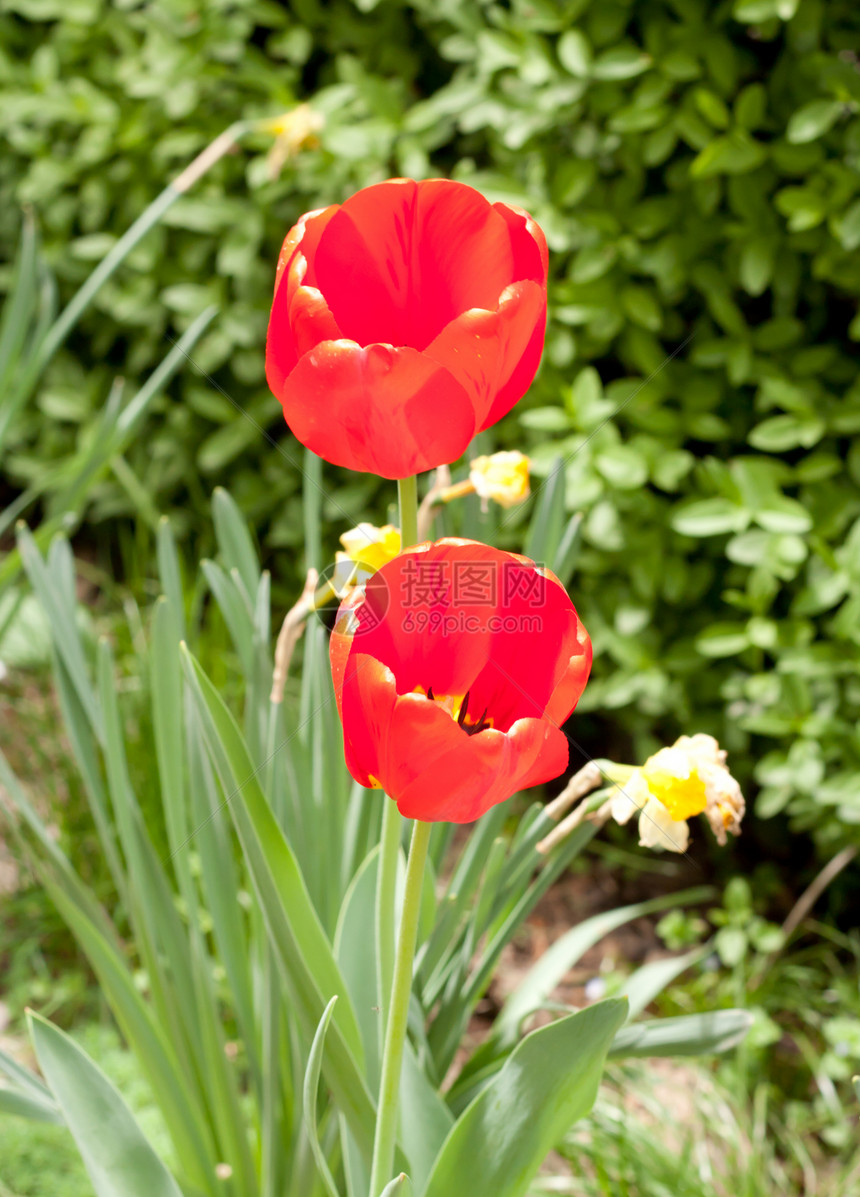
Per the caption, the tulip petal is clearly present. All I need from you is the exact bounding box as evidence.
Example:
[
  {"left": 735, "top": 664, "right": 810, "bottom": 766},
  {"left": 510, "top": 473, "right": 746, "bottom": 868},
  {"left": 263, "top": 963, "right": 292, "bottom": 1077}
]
[
  {"left": 425, "top": 280, "right": 545, "bottom": 426},
  {"left": 465, "top": 566, "right": 589, "bottom": 732},
  {"left": 388, "top": 696, "right": 513, "bottom": 823},
  {"left": 390, "top": 705, "right": 566, "bottom": 823},
  {"left": 288, "top": 286, "right": 342, "bottom": 356},
  {"left": 504, "top": 718, "right": 570, "bottom": 793},
  {"left": 544, "top": 620, "right": 593, "bottom": 727},
  {"left": 339, "top": 652, "right": 398, "bottom": 789},
  {"left": 493, "top": 200, "right": 549, "bottom": 285},
  {"left": 479, "top": 306, "right": 547, "bottom": 430},
  {"left": 312, "top": 178, "right": 516, "bottom": 350},
  {"left": 276, "top": 340, "right": 475, "bottom": 478},
  {"left": 353, "top": 540, "right": 498, "bottom": 696},
  {"left": 267, "top": 205, "right": 339, "bottom": 393}
]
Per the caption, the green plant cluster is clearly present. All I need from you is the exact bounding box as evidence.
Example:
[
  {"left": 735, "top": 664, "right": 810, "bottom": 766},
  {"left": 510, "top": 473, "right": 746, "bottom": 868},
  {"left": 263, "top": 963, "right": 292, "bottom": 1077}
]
[{"left": 2, "top": 0, "right": 860, "bottom": 843}]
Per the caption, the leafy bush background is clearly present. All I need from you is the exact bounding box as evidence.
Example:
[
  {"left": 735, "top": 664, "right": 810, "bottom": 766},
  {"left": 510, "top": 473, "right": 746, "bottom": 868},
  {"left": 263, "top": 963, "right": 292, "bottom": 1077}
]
[{"left": 2, "top": 0, "right": 859, "bottom": 847}]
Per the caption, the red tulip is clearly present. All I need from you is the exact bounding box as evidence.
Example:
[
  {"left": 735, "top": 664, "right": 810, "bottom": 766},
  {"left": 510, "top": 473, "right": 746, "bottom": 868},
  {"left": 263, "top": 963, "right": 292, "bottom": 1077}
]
[
  {"left": 266, "top": 179, "right": 548, "bottom": 479},
  {"left": 329, "top": 540, "right": 591, "bottom": 823}
]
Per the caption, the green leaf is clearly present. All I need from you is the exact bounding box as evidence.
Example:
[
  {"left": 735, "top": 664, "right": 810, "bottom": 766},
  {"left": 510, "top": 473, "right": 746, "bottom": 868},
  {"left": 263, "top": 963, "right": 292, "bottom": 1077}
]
[
  {"left": 748, "top": 413, "right": 824, "bottom": 452},
  {"left": 775, "top": 186, "right": 827, "bottom": 232},
  {"left": 609, "top": 1010, "right": 753, "bottom": 1057},
  {"left": 212, "top": 486, "right": 260, "bottom": 604},
  {"left": 0, "top": 1044, "right": 54, "bottom": 1103},
  {"left": 786, "top": 100, "right": 842, "bottom": 144},
  {"left": 595, "top": 444, "right": 648, "bottom": 489},
  {"left": 696, "top": 623, "right": 750, "bottom": 658},
  {"left": 671, "top": 499, "right": 749, "bottom": 537},
  {"left": 738, "top": 238, "right": 774, "bottom": 295},
  {"left": 335, "top": 847, "right": 382, "bottom": 1089},
  {"left": 524, "top": 458, "right": 567, "bottom": 566},
  {"left": 181, "top": 646, "right": 376, "bottom": 1158},
  {"left": 754, "top": 495, "right": 812, "bottom": 534},
  {"left": 492, "top": 892, "right": 709, "bottom": 1050},
  {"left": 0, "top": 751, "right": 214, "bottom": 1188},
  {"left": 621, "top": 947, "right": 707, "bottom": 1019},
  {"left": 303, "top": 997, "right": 342, "bottom": 1197},
  {"left": 519, "top": 407, "right": 570, "bottom": 433},
  {"left": 591, "top": 46, "right": 651, "bottom": 81},
  {"left": 620, "top": 285, "right": 662, "bottom": 331},
  {"left": 380, "top": 1176, "right": 413, "bottom": 1197},
  {"left": 0, "top": 591, "right": 52, "bottom": 667},
  {"left": 690, "top": 132, "right": 766, "bottom": 177},
  {"left": 0, "top": 1085, "right": 64, "bottom": 1125},
  {"left": 399, "top": 1045, "right": 454, "bottom": 1193},
  {"left": 571, "top": 242, "right": 617, "bottom": 283},
  {"left": 421, "top": 999, "right": 627, "bottom": 1197},
  {"left": 835, "top": 199, "right": 860, "bottom": 252},
  {"left": 16, "top": 526, "right": 101, "bottom": 735},
  {"left": 28, "top": 1012, "right": 184, "bottom": 1197},
  {"left": 694, "top": 88, "right": 730, "bottom": 129},
  {"left": 715, "top": 925, "right": 748, "bottom": 966},
  {"left": 552, "top": 512, "right": 583, "bottom": 588},
  {"left": 734, "top": 0, "right": 798, "bottom": 18},
  {"left": 557, "top": 30, "right": 591, "bottom": 77}
]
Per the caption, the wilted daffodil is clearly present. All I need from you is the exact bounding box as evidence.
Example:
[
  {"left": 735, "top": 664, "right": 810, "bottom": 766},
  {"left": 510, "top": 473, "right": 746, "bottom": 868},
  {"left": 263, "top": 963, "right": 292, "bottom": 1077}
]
[
  {"left": 608, "top": 734, "right": 745, "bottom": 854},
  {"left": 470, "top": 450, "right": 530, "bottom": 509},
  {"left": 435, "top": 450, "right": 531, "bottom": 514},
  {"left": 261, "top": 103, "right": 324, "bottom": 179}
]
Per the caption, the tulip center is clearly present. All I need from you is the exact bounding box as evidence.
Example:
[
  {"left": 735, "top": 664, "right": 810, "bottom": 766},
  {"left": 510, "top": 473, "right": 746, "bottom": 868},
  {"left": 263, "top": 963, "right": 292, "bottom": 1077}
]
[{"left": 417, "top": 685, "right": 494, "bottom": 736}]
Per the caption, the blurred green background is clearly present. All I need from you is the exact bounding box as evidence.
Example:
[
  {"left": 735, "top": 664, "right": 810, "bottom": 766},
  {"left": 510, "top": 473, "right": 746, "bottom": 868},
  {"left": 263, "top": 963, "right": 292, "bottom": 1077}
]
[{"left": 2, "top": 2, "right": 860, "bottom": 1189}]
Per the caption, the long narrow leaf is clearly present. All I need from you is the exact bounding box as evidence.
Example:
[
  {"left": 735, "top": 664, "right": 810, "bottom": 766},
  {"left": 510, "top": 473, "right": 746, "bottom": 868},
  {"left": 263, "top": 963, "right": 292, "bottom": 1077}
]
[
  {"left": 182, "top": 645, "right": 376, "bottom": 1158},
  {"left": 29, "top": 1012, "right": 184, "bottom": 1197},
  {"left": 303, "top": 997, "right": 342, "bottom": 1197},
  {"left": 609, "top": 1010, "right": 753, "bottom": 1058},
  {"left": 422, "top": 999, "right": 627, "bottom": 1197}
]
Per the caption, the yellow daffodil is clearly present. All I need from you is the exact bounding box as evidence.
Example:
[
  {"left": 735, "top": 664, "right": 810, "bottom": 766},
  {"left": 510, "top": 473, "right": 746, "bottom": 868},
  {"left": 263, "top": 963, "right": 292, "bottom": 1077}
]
[
  {"left": 609, "top": 734, "right": 744, "bottom": 854},
  {"left": 339, "top": 523, "right": 401, "bottom": 571},
  {"left": 261, "top": 104, "right": 324, "bottom": 179},
  {"left": 318, "top": 523, "right": 403, "bottom": 604},
  {"left": 469, "top": 451, "right": 531, "bottom": 509},
  {"left": 436, "top": 451, "right": 531, "bottom": 512}
]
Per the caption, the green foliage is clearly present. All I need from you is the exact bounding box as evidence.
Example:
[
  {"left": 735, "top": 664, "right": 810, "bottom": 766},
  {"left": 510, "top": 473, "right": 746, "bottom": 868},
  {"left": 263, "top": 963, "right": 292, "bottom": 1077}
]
[
  {"left": 559, "top": 1060, "right": 853, "bottom": 1197},
  {"left": 407, "top": 0, "right": 860, "bottom": 846},
  {"left": 656, "top": 877, "right": 860, "bottom": 1164},
  {"left": 28, "top": 1011, "right": 184, "bottom": 1197},
  {"left": 0, "top": 494, "right": 749, "bottom": 1197},
  {"left": 0, "top": 1024, "right": 169, "bottom": 1197}
]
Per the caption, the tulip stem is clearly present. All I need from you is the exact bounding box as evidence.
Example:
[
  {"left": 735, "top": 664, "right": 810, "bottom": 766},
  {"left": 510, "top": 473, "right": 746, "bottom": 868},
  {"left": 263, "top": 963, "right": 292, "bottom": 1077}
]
[
  {"left": 369, "top": 818, "right": 432, "bottom": 1197},
  {"left": 376, "top": 801, "right": 401, "bottom": 1028},
  {"left": 397, "top": 474, "right": 419, "bottom": 548}
]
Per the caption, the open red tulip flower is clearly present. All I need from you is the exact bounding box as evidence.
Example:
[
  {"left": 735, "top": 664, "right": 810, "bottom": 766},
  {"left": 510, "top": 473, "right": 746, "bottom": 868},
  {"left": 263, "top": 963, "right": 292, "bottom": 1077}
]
[
  {"left": 329, "top": 540, "right": 591, "bottom": 823},
  {"left": 266, "top": 179, "right": 548, "bottom": 479}
]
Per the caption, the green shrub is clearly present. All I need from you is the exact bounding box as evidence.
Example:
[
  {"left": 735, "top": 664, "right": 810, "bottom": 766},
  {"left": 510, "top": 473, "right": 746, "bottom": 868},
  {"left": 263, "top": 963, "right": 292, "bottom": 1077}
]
[
  {"left": 2, "top": 0, "right": 859, "bottom": 844},
  {"left": 441, "top": 0, "right": 860, "bottom": 846}
]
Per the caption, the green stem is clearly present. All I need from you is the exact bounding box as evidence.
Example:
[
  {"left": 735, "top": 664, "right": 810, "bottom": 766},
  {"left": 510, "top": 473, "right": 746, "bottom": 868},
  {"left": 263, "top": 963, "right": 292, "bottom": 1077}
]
[
  {"left": 397, "top": 474, "right": 419, "bottom": 548},
  {"left": 369, "top": 819, "right": 432, "bottom": 1197},
  {"left": 374, "top": 474, "right": 419, "bottom": 1024},
  {"left": 376, "top": 801, "right": 401, "bottom": 1028}
]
